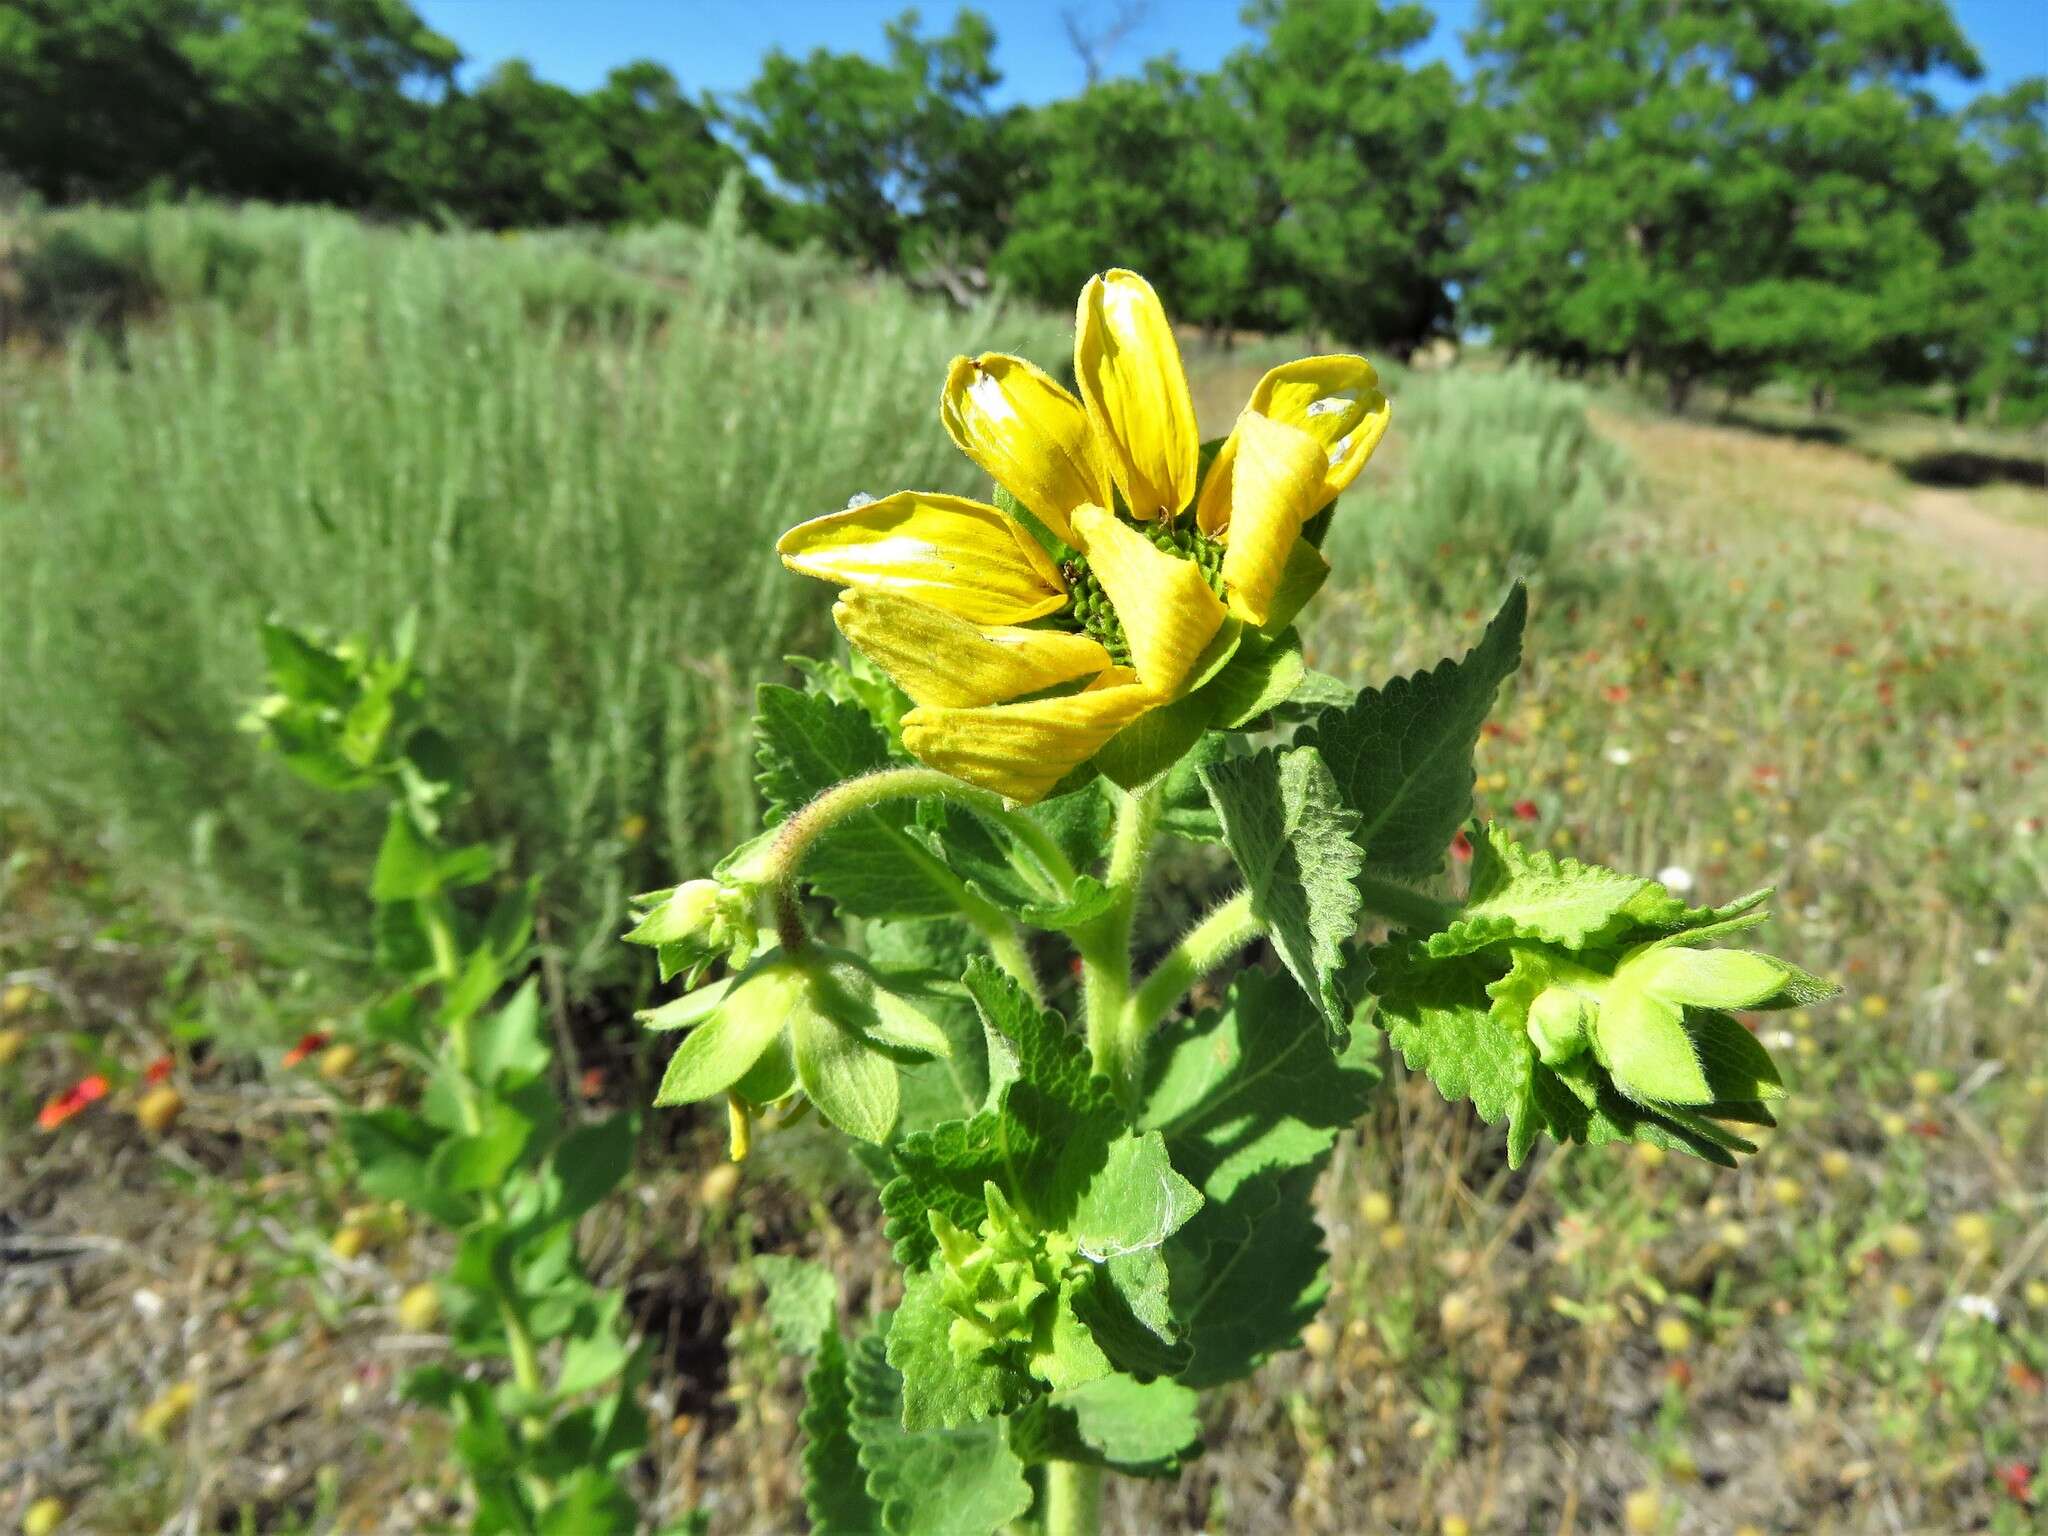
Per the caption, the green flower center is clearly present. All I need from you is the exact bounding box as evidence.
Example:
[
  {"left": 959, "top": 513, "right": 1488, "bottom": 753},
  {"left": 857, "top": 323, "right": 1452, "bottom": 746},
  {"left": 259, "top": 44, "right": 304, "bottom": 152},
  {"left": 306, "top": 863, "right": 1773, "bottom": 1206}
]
[{"left": 1058, "top": 514, "right": 1224, "bottom": 668}]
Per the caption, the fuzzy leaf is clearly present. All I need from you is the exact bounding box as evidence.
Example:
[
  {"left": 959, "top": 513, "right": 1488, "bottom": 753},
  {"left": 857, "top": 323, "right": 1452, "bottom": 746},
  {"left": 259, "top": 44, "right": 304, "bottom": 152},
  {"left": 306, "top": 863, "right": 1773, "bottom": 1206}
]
[
  {"left": 1070, "top": 1132, "right": 1203, "bottom": 1262},
  {"left": 880, "top": 962, "right": 1118, "bottom": 1268},
  {"left": 888, "top": 1268, "right": 1030, "bottom": 1430},
  {"left": 1143, "top": 974, "right": 1379, "bottom": 1388},
  {"left": 1373, "top": 941, "right": 1545, "bottom": 1166},
  {"left": 801, "top": 1332, "right": 883, "bottom": 1536},
  {"left": 1300, "top": 584, "right": 1526, "bottom": 877},
  {"left": 754, "top": 1255, "right": 837, "bottom": 1357},
  {"left": 847, "top": 1323, "right": 1032, "bottom": 1536},
  {"left": 1142, "top": 965, "right": 1382, "bottom": 1201},
  {"left": 1426, "top": 821, "right": 1650, "bottom": 953},
  {"left": 1204, "top": 744, "right": 1365, "bottom": 1041},
  {"left": 1011, "top": 1373, "right": 1204, "bottom": 1477}
]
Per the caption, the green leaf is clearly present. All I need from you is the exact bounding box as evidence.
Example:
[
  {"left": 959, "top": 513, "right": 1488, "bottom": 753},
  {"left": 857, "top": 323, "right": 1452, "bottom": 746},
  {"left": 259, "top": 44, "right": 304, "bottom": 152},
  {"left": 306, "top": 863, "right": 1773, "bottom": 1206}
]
[
  {"left": 880, "top": 962, "right": 1118, "bottom": 1268},
  {"left": 1069, "top": 1131, "right": 1202, "bottom": 1261},
  {"left": 428, "top": 1099, "right": 533, "bottom": 1193},
  {"left": 1156, "top": 732, "right": 1238, "bottom": 843},
  {"left": 1142, "top": 968, "right": 1380, "bottom": 1388},
  {"left": 534, "top": 1467, "right": 635, "bottom": 1535},
  {"left": 1053, "top": 1373, "right": 1203, "bottom": 1474},
  {"left": 469, "top": 980, "right": 550, "bottom": 1088},
  {"left": 343, "top": 1108, "right": 472, "bottom": 1226},
  {"left": 1372, "top": 940, "right": 1545, "bottom": 1167},
  {"left": 847, "top": 1323, "right": 1032, "bottom": 1536},
  {"left": 754, "top": 1254, "right": 838, "bottom": 1357},
  {"left": 537, "top": 1113, "right": 637, "bottom": 1232},
  {"left": 555, "top": 1296, "right": 633, "bottom": 1396},
  {"left": 754, "top": 683, "right": 959, "bottom": 920},
  {"left": 1204, "top": 628, "right": 1309, "bottom": 729},
  {"left": 1687, "top": 1010, "right": 1786, "bottom": 1103},
  {"left": 791, "top": 1007, "right": 900, "bottom": 1144},
  {"left": 1592, "top": 989, "right": 1714, "bottom": 1105},
  {"left": 1426, "top": 821, "right": 1650, "bottom": 954},
  {"left": 1164, "top": 1161, "right": 1332, "bottom": 1389},
  {"left": 1299, "top": 583, "right": 1526, "bottom": 877},
  {"left": 888, "top": 1267, "right": 1033, "bottom": 1431},
  {"left": 653, "top": 964, "right": 800, "bottom": 1107},
  {"left": 1204, "top": 744, "right": 1365, "bottom": 1041},
  {"left": 802, "top": 1332, "right": 884, "bottom": 1536},
  {"left": 1142, "top": 965, "right": 1383, "bottom": 1202},
  {"left": 370, "top": 805, "right": 439, "bottom": 903}
]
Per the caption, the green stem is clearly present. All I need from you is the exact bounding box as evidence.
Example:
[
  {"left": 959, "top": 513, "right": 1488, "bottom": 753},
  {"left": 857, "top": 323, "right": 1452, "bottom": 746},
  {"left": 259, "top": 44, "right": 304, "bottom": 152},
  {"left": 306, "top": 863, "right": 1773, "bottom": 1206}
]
[
  {"left": 1124, "top": 888, "right": 1261, "bottom": 1041},
  {"left": 1355, "top": 875, "right": 1461, "bottom": 934},
  {"left": 770, "top": 766, "right": 1075, "bottom": 894},
  {"left": 1043, "top": 1459, "right": 1102, "bottom": 1536},
  {"left": 1078, "top": 781, "right": 1163, "bottom": 1100}
]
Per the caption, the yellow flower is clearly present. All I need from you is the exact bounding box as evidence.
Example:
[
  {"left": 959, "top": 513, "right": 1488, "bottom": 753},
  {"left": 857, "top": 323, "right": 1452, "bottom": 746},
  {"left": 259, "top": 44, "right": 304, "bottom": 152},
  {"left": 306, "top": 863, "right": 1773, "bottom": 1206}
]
[{"left": 776, "top": 269, "right": 1390, "bottom": 802}]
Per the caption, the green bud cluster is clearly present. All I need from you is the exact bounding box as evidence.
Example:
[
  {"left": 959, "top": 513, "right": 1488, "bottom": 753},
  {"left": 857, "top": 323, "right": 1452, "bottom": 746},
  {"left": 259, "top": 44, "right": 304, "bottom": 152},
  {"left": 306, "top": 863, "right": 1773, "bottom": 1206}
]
[
  {"left": 624, "top": 877, "right": 758, "bottom": 987},
  {"left": 927, "top": 1185, "right": 1074, "bottom": 1365},
  {"left": 1059, "top": 514, "right": 1225, "bottom": 666}
]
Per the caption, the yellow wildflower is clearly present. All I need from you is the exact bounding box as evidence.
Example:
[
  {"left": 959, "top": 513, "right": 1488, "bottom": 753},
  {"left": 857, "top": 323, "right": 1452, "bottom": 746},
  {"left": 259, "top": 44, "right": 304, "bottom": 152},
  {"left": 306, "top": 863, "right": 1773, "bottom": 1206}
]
[{"left": 777, "top": 269, "right": 1389, "bottom": 801}]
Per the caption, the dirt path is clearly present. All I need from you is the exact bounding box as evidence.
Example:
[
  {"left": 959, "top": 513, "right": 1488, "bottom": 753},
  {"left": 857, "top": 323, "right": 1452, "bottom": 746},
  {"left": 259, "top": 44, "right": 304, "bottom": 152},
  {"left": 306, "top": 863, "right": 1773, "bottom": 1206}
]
[
  {"left": 1862, "top": 485, "right": 2048, "bottom": 592},
  {"left": 1592, "top": 407, "right": 2048, "bottom": 596}
]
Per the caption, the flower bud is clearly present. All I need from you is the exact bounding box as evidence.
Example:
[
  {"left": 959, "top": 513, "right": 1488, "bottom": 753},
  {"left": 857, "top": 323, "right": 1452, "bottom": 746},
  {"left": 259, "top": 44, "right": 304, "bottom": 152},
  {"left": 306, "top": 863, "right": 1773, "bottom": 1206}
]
[
  {"left": 625, "top": 878, "right": 759, "bottom": 985},
  {"left": 23, "top": 1497, "right": 66, "bottom": 1536},
  {"left": 135, "top": 1381, "right": 196, "bottom": 1441},
  {"left": 1525, "top": 986, "right": 1592, "bottom": 1066}
]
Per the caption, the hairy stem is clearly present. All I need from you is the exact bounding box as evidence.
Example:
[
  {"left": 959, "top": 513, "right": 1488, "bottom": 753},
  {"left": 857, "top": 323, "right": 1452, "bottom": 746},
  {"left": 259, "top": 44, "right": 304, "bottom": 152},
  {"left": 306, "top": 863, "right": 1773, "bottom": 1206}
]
[
  {"left": 1043, "top": 1459, "right": 1103, "bottom": 1536},
  {"left": 1124, "top": 887, "right": 1262, "bottom": 1040},
  {"left": 1355, "top": 875, "right": 1461, "bottom": 934},
  {"left": 1079, "top": 780, "right": 1163, "bottom": 1100}
]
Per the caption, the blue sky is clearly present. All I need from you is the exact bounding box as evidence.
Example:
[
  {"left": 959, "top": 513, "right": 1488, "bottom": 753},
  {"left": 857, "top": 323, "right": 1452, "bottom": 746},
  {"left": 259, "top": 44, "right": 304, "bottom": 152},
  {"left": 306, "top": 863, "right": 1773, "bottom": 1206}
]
[{"left": 414, "top": 0, "right": 2043, "bottom": 109}]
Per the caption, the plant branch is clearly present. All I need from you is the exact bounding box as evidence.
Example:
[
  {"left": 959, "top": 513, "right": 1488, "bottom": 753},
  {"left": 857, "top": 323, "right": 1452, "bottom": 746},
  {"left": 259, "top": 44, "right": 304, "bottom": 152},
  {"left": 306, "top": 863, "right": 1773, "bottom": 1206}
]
[
  {"left": 1355, "top": 874, "right": 1461, "bottom": 934},
  {"left": 1079, "top": 780, "right": 1163, "bottom": 1100},
  {"left": 1043, "top": 1458, "right": 1103, "bottom": 1536},
  {"left": 1124, "top": 887, "right": 1261, "bottom": 1039}
]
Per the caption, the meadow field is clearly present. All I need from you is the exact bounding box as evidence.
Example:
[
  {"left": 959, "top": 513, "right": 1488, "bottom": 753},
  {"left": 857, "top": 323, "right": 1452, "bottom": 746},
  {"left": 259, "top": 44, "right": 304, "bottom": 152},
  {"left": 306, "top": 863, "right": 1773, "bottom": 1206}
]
[{"left": 2, "top": 203, "right": 2044, "bottom": 1535}]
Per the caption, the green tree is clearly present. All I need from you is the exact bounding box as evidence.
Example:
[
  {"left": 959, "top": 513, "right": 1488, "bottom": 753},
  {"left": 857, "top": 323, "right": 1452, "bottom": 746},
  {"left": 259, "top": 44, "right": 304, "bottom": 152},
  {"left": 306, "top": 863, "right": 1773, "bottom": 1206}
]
[
  {"left": 1227, "top": 0, "right": 1464, "bottom": 356},
  {"left": 0, "top": 0, "right": 459, "bottom": 207},
  {"left": 730, "top": 8, "right": 1019, "bottom": 271},
  {"left": 994, "top": 63, "right": 1267, "bottom": 334},
  {"left": 1942, "top": 80, "right": 2048, "bottom": 422},
  {"left": 1461, "top": 0, "right": 1980, "bottom": 407}
]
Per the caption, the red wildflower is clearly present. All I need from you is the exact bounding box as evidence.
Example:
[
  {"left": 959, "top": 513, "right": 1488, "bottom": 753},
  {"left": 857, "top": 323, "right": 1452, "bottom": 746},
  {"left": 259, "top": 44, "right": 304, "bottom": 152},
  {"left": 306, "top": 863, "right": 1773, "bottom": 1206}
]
[
  {"left": 1450, "top": 829, "right": 1473, "bottom": 862},
  {"left": 1511, "top": 798, "right": 1540, "bottom": 821},
  {"left": 1603, "top": 684, "right": 1630, "bottom": 704},
  {"left": 37, "top": 1074, "right": 109, "bottom": 1131},
  {"left": 579, "top": 1067, "right": 607, "bottom": 1099},
  {"left": 282, "top": 1030, "right": 331, "bottom": 1068},
  {"left": 2007, "top": 1362, "right": 2044, "bottom": 1396},
  {"left": 1664, "top": 1359, "right": 1693, "bottom": 1391},
  {"left": 144, "top": 1054, "right": 174, "bottom": 1085},
  {"left": 1995, "top": 1462, "right": 2033, "bottom": 1504},
  {"left": 1909, "top": 1119, "right": 1944, "bottom": 1139},
  {"left": 1751, "top": 763, "right": 1780, "bottom": 784}
]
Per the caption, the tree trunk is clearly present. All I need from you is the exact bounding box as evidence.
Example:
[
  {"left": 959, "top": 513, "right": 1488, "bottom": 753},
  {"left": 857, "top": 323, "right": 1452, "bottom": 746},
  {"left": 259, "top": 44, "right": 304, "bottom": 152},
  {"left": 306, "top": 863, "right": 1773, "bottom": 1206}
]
[{"left": 1665, "top": 373, "right": 1694, "bottom": 414}]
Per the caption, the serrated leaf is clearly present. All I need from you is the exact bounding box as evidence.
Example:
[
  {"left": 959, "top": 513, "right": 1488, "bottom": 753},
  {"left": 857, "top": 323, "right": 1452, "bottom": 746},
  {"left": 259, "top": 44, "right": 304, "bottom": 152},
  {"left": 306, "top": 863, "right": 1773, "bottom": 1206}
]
[
  {"left": 1373, "top": 940, "right": 1544, "bottom": 1166},
  {"left": 1156, "top": 731, "right": 1238, "bottom": 843},
  {"left": 848, "top": 1323, "right": 1032, "bottom": 1536},
  {"left": 1070, "top": 1132, "right": 1202, "bottom": 1261},
  {"left": 1300, "top": 584, "right": 1526, "bottom": 877},
  {"left": 1426, "top": 821, "right": 1650, "bottom": 953},
  {"left": 753, "top": 684, "right": 955, "bottom": 919},
  {"left": 1163, "top": 1161, "right": 1331, "bottom": 1388},
  {"left": 1204, "top": 628, "right": 1308, "bottom": 729},
  {"left": 879, "top": 963, "right": 1118, "bottom": 1268},
  {"left": 1143, "top": 976, "right": 1380, "bottom": 1389},
  {"left": 888, "top": 1268, "right": 1028, "bottom": 1430},
  {"left": 1142, "top": 966, "right": 1382, "bottom": 1201},
  {"left": 754, "top": 1255, "right": 837, "bottom": 1356},
  {"left": 1067, "top": 1251, "right": 1190, "bottom": 1377},
  {"left": 1204, "top": 744, "right": 1365, "bottom": 1041},
  {"left": 1011, "top": 1373, "right": 1203, "bottom": 1477},
  {"left": 802, "top": 1332, "right": 883, "bottom": 1536}
]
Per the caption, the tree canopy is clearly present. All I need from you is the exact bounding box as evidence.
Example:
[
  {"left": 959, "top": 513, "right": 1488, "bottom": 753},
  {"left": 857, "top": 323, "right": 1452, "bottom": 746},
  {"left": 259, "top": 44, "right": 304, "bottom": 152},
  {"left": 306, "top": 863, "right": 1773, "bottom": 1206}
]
[{"left": 2, "top": 0, "right": 2039, "bottom": 416}]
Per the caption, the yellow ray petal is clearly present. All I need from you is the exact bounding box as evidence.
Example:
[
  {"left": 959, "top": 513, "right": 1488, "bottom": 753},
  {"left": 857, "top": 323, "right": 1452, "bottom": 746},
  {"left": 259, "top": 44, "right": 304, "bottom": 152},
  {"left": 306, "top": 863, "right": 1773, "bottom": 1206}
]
[
  {"left": 1195, "top": 355, "right": 1392, "bottom": 534},
  {"left": 940, "top": 354, "right": 1109, "bottom": 546},
  {"left": 1074, "top": 270, "right": 1199, "bottom": 521},
  {"left": 1070, "top": 504, "right": 1226, "bottom": 696},
  {"left": 901, "top": 679, "right": 1157, "bottom": 803},
  {"left": 833, "top": 589, "right": 1112, "bottom": 709},
  {"left": 1219, "top": 412, "right": 1328, "bottom": 627},
  {"left": 777, "top": 492, "right": 1066, "bottom": 624}
]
